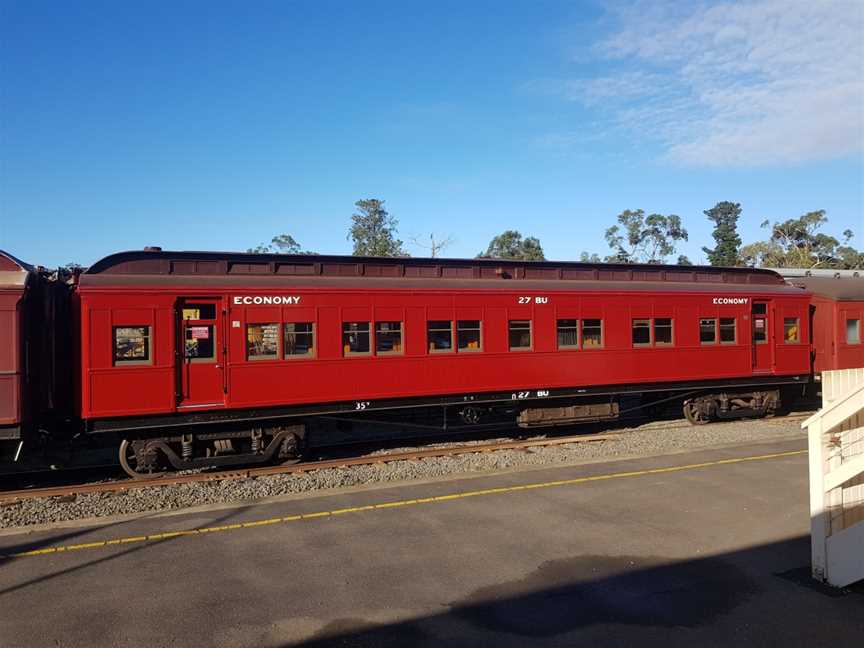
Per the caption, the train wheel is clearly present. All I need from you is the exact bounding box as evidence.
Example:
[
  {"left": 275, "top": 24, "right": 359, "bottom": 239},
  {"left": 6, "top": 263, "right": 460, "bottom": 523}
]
[
  {"left": 275, "top": 428, "right": 306, "bottom": 465},
  {"left": 683, "top": 400, "right": 711, "bottom": 426},
  {"left": 119, "top": 439, "right": 167, "bottom": 479}
]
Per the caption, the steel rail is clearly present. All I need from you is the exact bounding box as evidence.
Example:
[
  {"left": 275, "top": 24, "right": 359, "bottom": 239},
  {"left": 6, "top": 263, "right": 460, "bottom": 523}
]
[
  {"left": 0, "top": 432, "right": 625, "bottom": 504},
  {"left": 0, "top": 411, "right": 812, "bottom": 505}
]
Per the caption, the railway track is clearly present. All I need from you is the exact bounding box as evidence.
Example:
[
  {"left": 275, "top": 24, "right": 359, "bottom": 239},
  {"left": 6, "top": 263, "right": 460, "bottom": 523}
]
[
  {"left": 0, "top": 432, "right": 624, "bottom": 504},
  {"left": 0, "top": 411, "right": 813, "bottom": 505}
]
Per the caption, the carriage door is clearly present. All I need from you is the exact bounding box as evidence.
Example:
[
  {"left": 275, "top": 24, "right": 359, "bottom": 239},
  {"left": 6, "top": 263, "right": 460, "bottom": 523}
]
[
  {"left": 751, "top": 300, "right": 772, "bottom": 373},
  {"left": 177, "top": 298, "right": 226, "bottom": 408}
]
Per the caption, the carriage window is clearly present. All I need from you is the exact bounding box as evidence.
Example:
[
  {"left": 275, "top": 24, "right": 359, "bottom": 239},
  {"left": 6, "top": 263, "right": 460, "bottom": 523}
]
[
  {"left": 284, "top": 322, "right": 314, "bottom": 357},
  {"left": 700, "top": 318, "right": 717, "bottom": 344},
  {"left": 247, "top": 323, "right": 279, "bottom": 360},
  {"left": 428, "top": 320, "right": 453, "bottom": 353},
  {"left": 582, "top": 319, "right": 603, "bottom": 348},
  {"left": 632, "top": 319, "right": 651, "bottom": 346},
  {"left": 752, "top": 303, "right": 767, "bottom": 315},
  {"left": 457, "top": 320, "right": 482, "bottom": 351},
  {"left": 185, "top": 325, "right": 215, "bottom": 360},
  {"left": 784, "top": 318, "right": 799, "bottom": 343},
  {"left": 343, "top": 322, "right": 371, "bottom": 356},
  {"left": 376, "top": 321, "right": 403, "bottom": 355},
  {"left": 113, "top": 326, "right": 151, "bottom": 364},
  {"left": 654, "top": 318, "right": 673, "bottom": 345},
  {"left": 509, "top": 320, "right": 531, "bottom": 350},
  {"left": 848, "top": 319, "right": 861, "bottom": 344},
  {"left": 182, "top": 303, "right": 216, "bottom": 320},
  {"left": 753, "top": 317, "right": 767, "bottom": 343},
  {"left": 720, "top": 318, "right": 736, "bottom": 343},
  {"left": 557, "top": 319, "right": 579, "bottom": 349}
]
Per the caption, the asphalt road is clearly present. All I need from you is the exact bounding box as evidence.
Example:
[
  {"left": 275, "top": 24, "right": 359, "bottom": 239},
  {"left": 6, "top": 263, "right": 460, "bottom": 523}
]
[{"left": 0, "top": 438, "right": 861, "bottom": 647}]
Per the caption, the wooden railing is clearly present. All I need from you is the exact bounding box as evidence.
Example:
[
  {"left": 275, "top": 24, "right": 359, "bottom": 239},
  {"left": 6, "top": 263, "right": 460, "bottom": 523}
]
[{"left": 804, "top": 368, "right": 864, "bottom": 587}]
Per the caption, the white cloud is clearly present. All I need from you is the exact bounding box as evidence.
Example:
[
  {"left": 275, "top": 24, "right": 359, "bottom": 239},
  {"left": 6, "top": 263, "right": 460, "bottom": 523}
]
[{"left": 553, "top": 0, "right": 864, "bottom": 166}]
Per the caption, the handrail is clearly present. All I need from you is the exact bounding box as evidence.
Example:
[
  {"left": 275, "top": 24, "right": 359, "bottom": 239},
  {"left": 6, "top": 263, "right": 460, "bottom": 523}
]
[{"left": 802, "top": 380, "right": 864, "bottom": 429}]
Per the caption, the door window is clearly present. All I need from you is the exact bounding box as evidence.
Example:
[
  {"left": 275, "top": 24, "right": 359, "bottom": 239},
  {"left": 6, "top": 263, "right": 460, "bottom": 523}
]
[
  {"left": 753, "top": 317, "right": 767, "bottom": 343},
  {"left": 185, "top": 325, "right": 215, "bottom": 361},
  {"left": 182, "top": 303, "right": 216, "bottom": 320}
]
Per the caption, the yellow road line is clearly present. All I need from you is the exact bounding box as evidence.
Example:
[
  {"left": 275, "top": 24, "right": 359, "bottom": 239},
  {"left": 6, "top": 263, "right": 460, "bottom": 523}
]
[{"left": 1, "top": 449, "right": 806, "bottom": 560}]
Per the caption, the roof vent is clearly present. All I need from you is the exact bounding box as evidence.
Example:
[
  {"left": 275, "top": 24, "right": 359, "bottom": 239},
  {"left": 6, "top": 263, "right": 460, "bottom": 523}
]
[{"left": 143, "top": 246, "right": 162, "bottom": 252}]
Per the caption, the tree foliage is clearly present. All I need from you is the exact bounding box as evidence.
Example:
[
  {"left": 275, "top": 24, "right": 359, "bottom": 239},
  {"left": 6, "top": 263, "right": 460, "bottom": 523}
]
[
  {"left": 247, "top": 234, "right": 311, "bottom": 254},
  {"left": 604, "top": 209, "right": 688, "bottom": 264},
  {"left": 740, "top": 210, "right": 862, "bottom": 269},
  {"left": 478, "top": 230, "right": 545, "bottom": 260},
  {"left": 702, "top": 201, "right": 742, "bottom": 266},
  {"left": 349, "top": 199, "right": 406, "bottom": 257}
]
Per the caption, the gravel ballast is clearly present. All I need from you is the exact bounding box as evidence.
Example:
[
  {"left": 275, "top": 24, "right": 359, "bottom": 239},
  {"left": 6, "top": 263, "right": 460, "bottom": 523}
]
[{"left": 0, "top": 416, "right": 806, "bottom": 530}]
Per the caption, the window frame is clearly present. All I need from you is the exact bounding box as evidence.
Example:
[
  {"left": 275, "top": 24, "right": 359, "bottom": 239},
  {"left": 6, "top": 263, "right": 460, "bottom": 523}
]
[
  {"left": 783, "top": 317, "right": 800, "bottom": 344},
  {"left": 556, "top": 319, "right": 579, "bottom": 350},
  {"left": 113, "top": 325, "right": 152, "bottom": 366},
  {"left": 182, "top": 303, "right": 217, "bottom": 321},
  {"left": 753, "top": 317, "right": 768, "bottom": 344},
  {"left": 185, "top": 324, "right": 217, "bottom": 363},
  {"left": 508, "top": 319, "right": 532, "bottom": 352},
  {"left": 342, "top": 321, "right": 372, "bottom": 357},
  {"left": 651, "top": 316, "right": 675, "bottom": 347},
  {"left": 719, "top": 317, "right": 737, "bottom": 344},
  {"left": 427, "top": 320, "right": 455, "bottom": 354},
  {"left": 456, "top": 320, "right": 483, "bottom": 352},
  {"left": 375, "top": 321, "right": 404, "bottom": 356},
  {"left": 631, "top": 318, "right": 652, "bottom": 347},
  {"left": 246, "top": 322, "right": 281, "bottom": 361},
  {"left": 284, "top": 322, "right": 316, "bottom": 359},
  {"left": 653, "top": 317, "right": 674, "bottom": 346},
  {"left": 847, "top": 318, "right": 861, "bottom": 345},
  {"left": 700, "top": 318, "right": 718, "bottom": 345},
  {"left": 581, "top": 318, "right": 604, "bottom": 349}
]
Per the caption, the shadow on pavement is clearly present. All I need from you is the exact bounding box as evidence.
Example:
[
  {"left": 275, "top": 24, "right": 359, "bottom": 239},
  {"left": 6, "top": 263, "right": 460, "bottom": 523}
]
[{"left": 289, "top": 536, "right": 863, "bottom": 648}]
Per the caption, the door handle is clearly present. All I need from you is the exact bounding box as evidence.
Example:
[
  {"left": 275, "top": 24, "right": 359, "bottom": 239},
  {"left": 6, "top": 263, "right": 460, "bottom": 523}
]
[{"left": 215, "top": 364, "right": 223, "bottom": 369}]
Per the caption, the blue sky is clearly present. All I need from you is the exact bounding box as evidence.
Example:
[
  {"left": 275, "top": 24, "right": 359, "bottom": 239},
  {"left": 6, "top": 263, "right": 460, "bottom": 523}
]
[{"left": 2, "top": 0, "right": 862, "bottom": 267}]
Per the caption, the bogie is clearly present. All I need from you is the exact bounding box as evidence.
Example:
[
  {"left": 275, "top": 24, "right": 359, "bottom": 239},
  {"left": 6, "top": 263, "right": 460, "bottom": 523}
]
[{"left": 118, "top": 425, "right": 306, "bottom": 479}]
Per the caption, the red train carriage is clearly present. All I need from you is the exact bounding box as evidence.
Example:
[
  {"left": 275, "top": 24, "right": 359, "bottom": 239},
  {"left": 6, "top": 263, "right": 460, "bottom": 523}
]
[
  {"left": 0, "top": 251, "right": 32, "bottom": 449},
  {"left": 72, "top": 250, "right": 811, "bottom": 476},
  {"left": 0, "top": 251, "right": 71, "bottom": 457},
  {"left": 780, "top": 272, "right": 864, "bottom": 373}
]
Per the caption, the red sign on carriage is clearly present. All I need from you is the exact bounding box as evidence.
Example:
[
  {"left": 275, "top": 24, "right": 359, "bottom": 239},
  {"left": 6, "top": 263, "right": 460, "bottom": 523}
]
[{"left": 190, "top": 326, "right": 210, "bottom": 339}]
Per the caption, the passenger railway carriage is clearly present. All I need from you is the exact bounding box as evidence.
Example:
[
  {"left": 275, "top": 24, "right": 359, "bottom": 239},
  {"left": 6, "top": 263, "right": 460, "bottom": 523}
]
[
  {"left": 779, "top": 270, "right": 864, "bottom": 373},
  {"left": 2, "top": 249, "right": 817, "bottom": 477}
]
